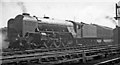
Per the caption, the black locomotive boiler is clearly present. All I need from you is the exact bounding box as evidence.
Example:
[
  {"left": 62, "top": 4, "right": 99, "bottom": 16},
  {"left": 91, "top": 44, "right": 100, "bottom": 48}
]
[{"left": 7, "top": 13, "right": 113, "bottom": 50}]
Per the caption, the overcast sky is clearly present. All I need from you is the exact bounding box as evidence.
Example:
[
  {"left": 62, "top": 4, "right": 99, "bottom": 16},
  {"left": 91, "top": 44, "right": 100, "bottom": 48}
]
[{"left": 0, "top": 0, "right": 119, "bottom": 28}]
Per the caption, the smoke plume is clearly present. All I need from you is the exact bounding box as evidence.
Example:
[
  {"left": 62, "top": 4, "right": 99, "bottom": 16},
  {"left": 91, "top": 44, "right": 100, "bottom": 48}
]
[
  {"left": 17, "top": 1, "right": 27, "bottom": 13},
  {"left": 0, "top": 27, "right": 9, "bottom": 51},
  {"left": 105, "top": 16, "right": 117, "bottom": 26}
]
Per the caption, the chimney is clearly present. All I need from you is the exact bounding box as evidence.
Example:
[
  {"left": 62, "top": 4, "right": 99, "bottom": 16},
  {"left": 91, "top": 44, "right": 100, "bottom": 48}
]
[{"left": 22, "top": 13, "right": 30, "bottom": 16}]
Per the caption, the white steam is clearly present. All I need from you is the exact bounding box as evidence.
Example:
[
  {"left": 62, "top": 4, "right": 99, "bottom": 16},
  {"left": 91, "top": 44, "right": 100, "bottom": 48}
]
[
  {"left": 0, "top": 28, "right": 9, "bottom": 51},
  {"left": 105, "top": 16, "right": 117, "bottom": 26},
  {"left": 17, "top": 1, "right": 27, "bottom": 13}
]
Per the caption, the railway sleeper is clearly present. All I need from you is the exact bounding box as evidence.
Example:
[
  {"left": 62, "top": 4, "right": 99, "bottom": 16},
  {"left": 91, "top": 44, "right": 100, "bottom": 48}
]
[
  {"left": 57, "top": 56, "right": 64, "bottom": 60},
  {"left": 41, "top": 58, "right": 49, "bottom": 62},
  {"left": 29, "top": 59, "right": 40, "bottom": 63},
  {"left": 65, "top": 55, "right": 71, "bottom": 59},
  {"left": 70, "top": 54, "right": 79, "bottom": 58},
  {"left": 47, "top": 57, "right": 57, "bottom": 61},
  {"left": 18, "top": 60, "right": 28, "bottom": 65},
  {"left": 2, "top": 62, "right": 17, "bottom": 65},
  {"left": 93, "top": 55, "right": 103, "bottom": 60}
]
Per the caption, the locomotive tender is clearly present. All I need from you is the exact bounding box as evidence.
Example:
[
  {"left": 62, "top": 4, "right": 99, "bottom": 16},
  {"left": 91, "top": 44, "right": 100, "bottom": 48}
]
[{"left": 7, "top": 13, "right": 113, "bottom": 50}]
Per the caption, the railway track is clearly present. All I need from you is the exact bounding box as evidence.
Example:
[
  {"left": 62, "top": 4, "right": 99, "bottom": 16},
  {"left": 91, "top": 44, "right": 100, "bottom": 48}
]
[
  {"left": 94, "top": 57, "right": 120, "bottom": 65},
  {"left": 1, "top": 44, "right": 120, "bottom": 65}
]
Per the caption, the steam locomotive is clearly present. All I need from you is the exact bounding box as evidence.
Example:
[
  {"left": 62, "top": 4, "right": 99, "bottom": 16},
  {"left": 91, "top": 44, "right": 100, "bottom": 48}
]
[{"left": 7, "top": 13, "right": 113, "bottom": 50}]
